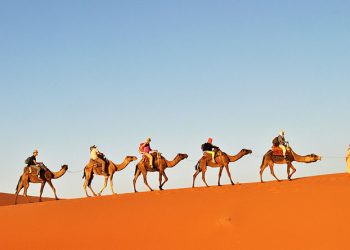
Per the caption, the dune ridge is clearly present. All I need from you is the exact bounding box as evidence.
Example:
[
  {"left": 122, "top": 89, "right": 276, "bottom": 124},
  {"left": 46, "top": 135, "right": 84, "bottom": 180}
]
[{"left": 1, "top": 173, "right": 350, "bottom": 249}]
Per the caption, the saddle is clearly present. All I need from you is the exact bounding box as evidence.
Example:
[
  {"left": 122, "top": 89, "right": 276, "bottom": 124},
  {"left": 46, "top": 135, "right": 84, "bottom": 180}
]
[
  {"left": 272, "top": 146, "right": 283, "bottom": 156},
  {"left": 26, "top": 164, "right": 46, "bottom": 175},
  {"left": 141, "top": 152, "right": 162, "bottom": 166}
]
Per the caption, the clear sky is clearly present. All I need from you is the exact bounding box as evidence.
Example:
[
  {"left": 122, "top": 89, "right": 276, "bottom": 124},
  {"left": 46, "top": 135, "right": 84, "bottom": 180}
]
[{"left": 1, "top": 0, "right": 349, "bottom": 198}]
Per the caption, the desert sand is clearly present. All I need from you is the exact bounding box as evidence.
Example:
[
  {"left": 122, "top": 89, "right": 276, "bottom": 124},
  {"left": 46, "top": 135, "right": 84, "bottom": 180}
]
[{"left": 1, "top": 173, "right": 350, "bottom": 250}]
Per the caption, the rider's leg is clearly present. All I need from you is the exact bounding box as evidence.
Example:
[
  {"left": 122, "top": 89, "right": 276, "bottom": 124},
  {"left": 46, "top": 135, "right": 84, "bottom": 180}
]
[
  {"left": 146, "top": 153, "right": 153, "bottom": 168},
  {"left": 279, "top": 145, "right": 287, "bottom": 158},
  {"left": 96, "top": 158, "right": 106, "bottom": 174},
  {"left": 206, "top": 151, "right": 216, "bottom": 163}
]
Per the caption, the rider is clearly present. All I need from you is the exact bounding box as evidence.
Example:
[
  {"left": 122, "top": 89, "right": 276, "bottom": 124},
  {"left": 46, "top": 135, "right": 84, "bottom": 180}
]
[
  {"left": 139, "top": 138, "right": 154, "bottom": 168},
  {"left": 201, "top": 138, "right": 219, "bottom": 163},
  {"left": 26, "top": 149, "right": 43, "bottom": 180},
  {"left": 90, "top": 145, "right": 107, "bottom": 174},
  {"left": 276, "top": 130, "right": 288, "bottom": 158}
]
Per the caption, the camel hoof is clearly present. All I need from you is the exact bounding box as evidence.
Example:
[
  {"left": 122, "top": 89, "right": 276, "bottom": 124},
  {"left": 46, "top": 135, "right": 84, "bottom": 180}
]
[
  {"left": 231, "top": 182, "right": 235, "bottom": 185},
  {"left": 98, "top": 193, "right": 101, "bottom": 196}
]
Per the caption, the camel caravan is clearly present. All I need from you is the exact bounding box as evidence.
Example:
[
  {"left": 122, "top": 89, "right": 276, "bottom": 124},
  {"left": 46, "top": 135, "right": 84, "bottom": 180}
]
[{"left": 14, "top": 131, "right": 322, "bottom": 204}]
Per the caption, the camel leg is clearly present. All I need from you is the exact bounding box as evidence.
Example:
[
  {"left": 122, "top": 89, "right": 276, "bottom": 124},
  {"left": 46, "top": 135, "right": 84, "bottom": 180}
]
[
  {"left": 159, "top": 172, "right": 163, "bottom": 190},
  {"left": 218, "top": 166, "right": 224, "bottom": 186},
  {"left": 83, "top": 173, "right": 91, "bottom": 197},
  {"left": 192, "top": 168, "right": 201, "bottom": 188},
  {"left": 287, "top": 163, "right": 296, "bottom": 180},
  {"left": 269, "top": 163, "right": 280, "bottom": 182},
  {"left": 87, "top": 174, "right": 98, "bottom": 197},
  {"left": 109, "top": 174, "right": 117, "bottom": 194},
  {"left": 23, "top": 181, "right": 31, "bottom": 203},
  {"left": 14, "top": 179, "right": 24, "bottom": 205},
  {"left": 98, "top": 176, "right": 109, "bottom": 196},
  {"left": 159, "top": 171, "right": 168, "bottom": 190},
  {"left": 202, "top": 168, "right": 210, "bottom": 187},
  {"left": 142, "top": 170, "right": 153, "bottom": 191},
  {"left": 224, "top": 165, "right": 234, "bottom": 185},
  {"left": 39, "top": 182, "right": 46, "bottom": 202},
  {"left": 133, "top": 169, "right": 141, "bottom": 193},
  {"left": 47, "top": 180, "right": 59, "bottom": 200},
  {"left": 260, "top": 162, "right": 268, "bottom": 183}
]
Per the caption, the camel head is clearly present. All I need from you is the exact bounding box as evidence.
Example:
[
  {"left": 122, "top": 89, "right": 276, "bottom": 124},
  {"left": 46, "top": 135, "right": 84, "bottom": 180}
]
[
  {"left": 61, "top": 164, "right": 69, "bottom": 170},
  {"left": 126, "top": 156, "right": 138, "bottom": 162},
  {"left": 242, "top": 149, "right": 253, "bottom": 155},
  {"left": 304, "top": 154, "right": 322, "bottom": 163},
  {"left": 177, "top": 153, "right": 188, "bottom": 160}
]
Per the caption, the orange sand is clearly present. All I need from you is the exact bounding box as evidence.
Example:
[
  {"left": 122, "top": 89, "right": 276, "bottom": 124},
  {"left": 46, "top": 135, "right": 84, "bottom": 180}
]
[{"left": 1, "top": 173, "right": 350, "bottom": 250}]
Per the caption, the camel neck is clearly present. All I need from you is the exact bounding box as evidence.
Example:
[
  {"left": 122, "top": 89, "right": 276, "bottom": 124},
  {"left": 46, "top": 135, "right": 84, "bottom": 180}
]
[
  {"left": 165, "top": 155, "right": 183, "bottom": 168},
  {"left": 116, "top": 158, "right": 132, "bottom": 171},
  {"left": 227, "top": 150, "right": 246, "bottom": 162},
  {"left": 53, "top": 167, "right": 67, "bottom": 179}
]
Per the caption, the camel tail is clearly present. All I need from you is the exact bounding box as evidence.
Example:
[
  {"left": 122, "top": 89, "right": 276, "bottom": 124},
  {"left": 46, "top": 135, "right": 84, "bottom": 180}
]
[
  {"left": 260, "top": 154, "right": 266, "bottom": 170},
  {"left": 134, "top": 163, "right": 139, "bottom": 175},
  {"left": 15, "top": 176, "right": 21, "bottom": 192},
  {"left": 194, "top": 161, "right": 199, "bottom": 170}
]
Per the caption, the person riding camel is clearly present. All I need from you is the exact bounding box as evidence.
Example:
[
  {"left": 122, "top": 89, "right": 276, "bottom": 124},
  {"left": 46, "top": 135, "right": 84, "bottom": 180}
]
[
  {"left": 273, "top": 130, "right": 288, "bottom": 158},
  {"left": 201, "top": 138, "right": 219, "bottom": 163},
  {"left": 139, "top": 138, "right": 155, "bottom": 169},
  {"left": 25, "top": 149, "right": 43, "bottom": 181},
  {"left": 90, "top": 145, "right": 107, "bottom": 175}
]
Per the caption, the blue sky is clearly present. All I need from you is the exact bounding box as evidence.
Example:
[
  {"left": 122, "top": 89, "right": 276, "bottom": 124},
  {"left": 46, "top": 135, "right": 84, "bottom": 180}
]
[{"left": 1, "top": 0, "right": 349, "bottom": 198}]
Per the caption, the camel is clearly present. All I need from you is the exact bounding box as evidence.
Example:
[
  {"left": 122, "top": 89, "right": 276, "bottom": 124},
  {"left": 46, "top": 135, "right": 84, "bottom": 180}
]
[
  {"left": 14, "top": 164, "right": 68, "bottom": 205},
  {"left": 133, "top": 152, "right": 188, "bottom": 192},
  {"left": 259, "top": 146, "right": 321, "bottom": 182},
  {"left": 192, "top": 149, "right": 252, "bottom": 188},
  {"left": 82, "top": 155, "right": 137, "bottom": 197}
]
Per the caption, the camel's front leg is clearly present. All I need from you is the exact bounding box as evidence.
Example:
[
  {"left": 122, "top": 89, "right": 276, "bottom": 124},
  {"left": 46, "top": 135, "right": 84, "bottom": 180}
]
[
  {"left": 98, "top": 176, "right": 109, "bottom": 196},
  {"left": 109, "top": 174, "right": 116, "bottom": 194},
  {"left": 39, "top": 181, "right": 46, "bottom": 202},
  {"left": 159, "top": 171, "right": 168, "bottom": 190},
  {"left": 47, "top": 180, "right": 58, "bottom": 200},
  {"left": 287, "top": 163, "right": 296, "bottom": 180}
]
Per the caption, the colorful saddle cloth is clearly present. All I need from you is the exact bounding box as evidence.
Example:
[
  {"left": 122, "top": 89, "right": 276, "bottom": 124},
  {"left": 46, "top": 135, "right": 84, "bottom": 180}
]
[{"left": 272, "top": 146, "right": 284, "bottom": 156}]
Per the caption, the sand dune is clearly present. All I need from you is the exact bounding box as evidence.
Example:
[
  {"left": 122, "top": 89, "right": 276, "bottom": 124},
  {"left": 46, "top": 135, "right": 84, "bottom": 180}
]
[{"left": 1, "top": 173, "right": 350, "bottom": 249}]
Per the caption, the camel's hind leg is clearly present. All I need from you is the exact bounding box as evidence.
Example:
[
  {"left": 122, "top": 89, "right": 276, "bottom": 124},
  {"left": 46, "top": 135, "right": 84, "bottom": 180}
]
[
  {"left": 269, "top": 163, "right": 280, "bottom": 182},
  {"left": 98, "top": 176, "right": 109, "bottom": 196},
  {"left": 14, "top": 178, "right": 24, "bottom": 205},
  {"left": 192, "top": 168, "right": 201, "bottom": 188},
  {"left": 141, "top": 170, "right": 153, "bottom": 191},
  {"left": 287, "top": 163, "right": 296, "bottom": 180},
  {"left": 260, "top": 162, "right": 269, "bottom": 183},
  {"left": 201, "top": 167, "right": 209, "bottom": 187},
  {"left": 133, "top": 169, "right": 141, "bottom": 193},
  {"left": 23, "top": 181, "right": 31, "bottom": 203},
  {"left": 39, "top": 182, "right": 46, "bottom": 202},
  {"left": 218, "top": 166, "right": 224, "bottom": 186}
]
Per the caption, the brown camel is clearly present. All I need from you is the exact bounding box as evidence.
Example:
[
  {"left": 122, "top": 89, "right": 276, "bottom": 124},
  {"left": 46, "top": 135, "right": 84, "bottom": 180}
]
[
  {"left": 83, "top": 155, "right": 137, "bottom": 197},
  {"left": 14, "top": 164, "right": 68, "bottom": 205},
  {"left": 133, "top": 152, "right": 188, "bottom": 192},
  {"left": 260, "top": 146, "right": 321, "bottom": 182},
  {"left": 192, "top": 149, "right": 252, "bottom": 188}
]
